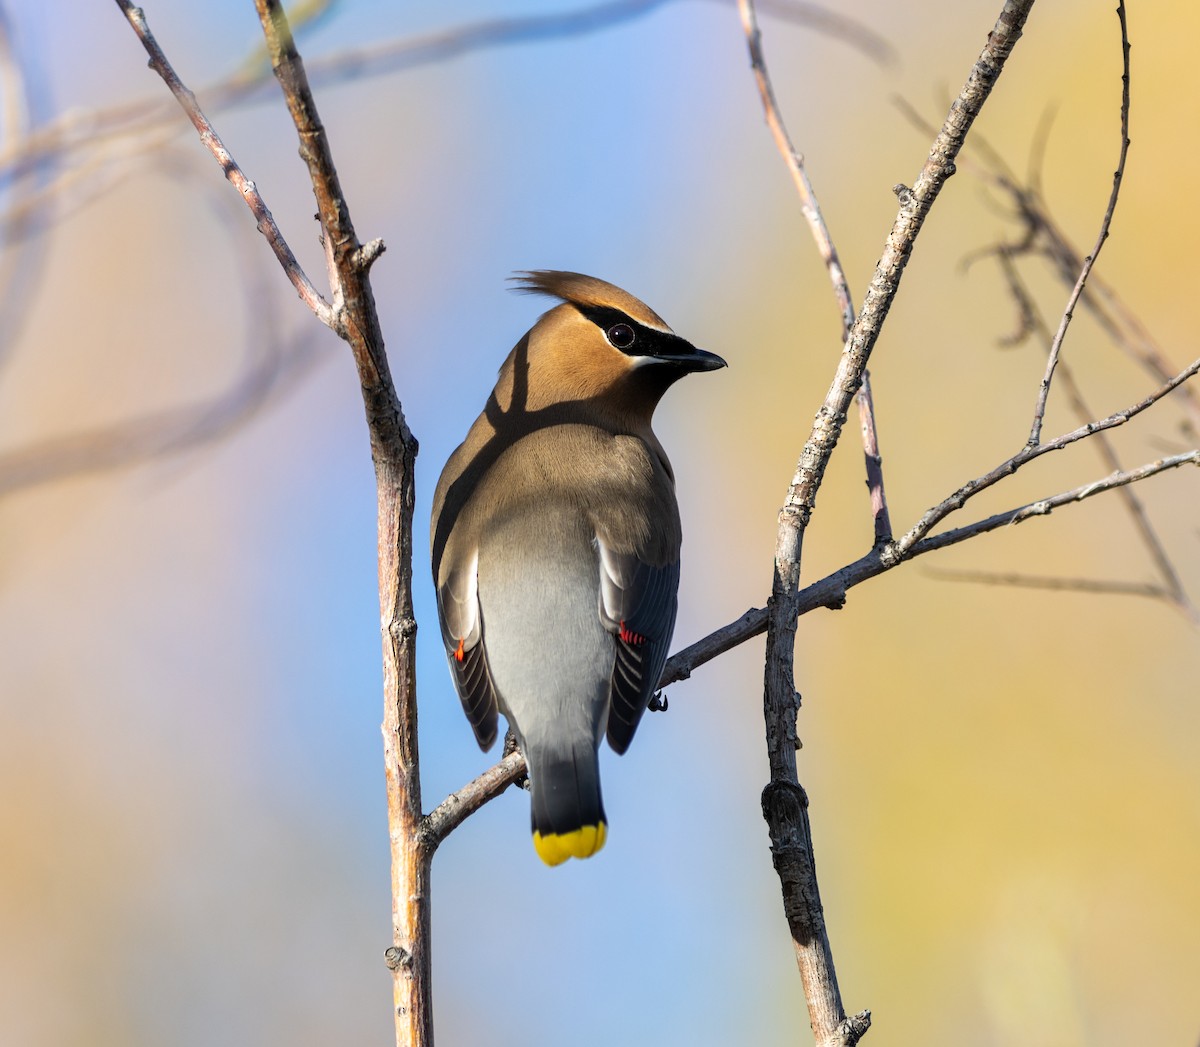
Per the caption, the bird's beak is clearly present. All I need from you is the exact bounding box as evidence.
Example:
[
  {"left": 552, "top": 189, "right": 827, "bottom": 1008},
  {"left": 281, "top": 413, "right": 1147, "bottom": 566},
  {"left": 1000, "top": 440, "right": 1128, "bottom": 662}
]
[{"left": 655, "top": 345, "right": 727, "bottom": 372}]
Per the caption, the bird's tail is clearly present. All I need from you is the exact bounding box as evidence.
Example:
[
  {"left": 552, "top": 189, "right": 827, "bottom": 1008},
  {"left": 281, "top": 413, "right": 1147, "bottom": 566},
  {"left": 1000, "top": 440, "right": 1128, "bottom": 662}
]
[{"left": 527, "top": 740, "right": 607, "bottom": 866}]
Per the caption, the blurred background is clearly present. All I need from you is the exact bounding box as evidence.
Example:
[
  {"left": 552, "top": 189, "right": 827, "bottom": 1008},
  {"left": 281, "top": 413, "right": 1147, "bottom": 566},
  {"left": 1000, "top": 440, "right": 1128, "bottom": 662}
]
[{"left": 1, "top": 1, "right": 1198, "bottom": 1044}]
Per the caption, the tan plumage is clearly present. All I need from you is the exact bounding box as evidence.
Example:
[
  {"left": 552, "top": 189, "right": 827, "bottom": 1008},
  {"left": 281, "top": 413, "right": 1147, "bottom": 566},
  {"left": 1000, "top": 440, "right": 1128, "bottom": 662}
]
[{"left": 431, "top": 271, "right": 724, "bottom": 865}]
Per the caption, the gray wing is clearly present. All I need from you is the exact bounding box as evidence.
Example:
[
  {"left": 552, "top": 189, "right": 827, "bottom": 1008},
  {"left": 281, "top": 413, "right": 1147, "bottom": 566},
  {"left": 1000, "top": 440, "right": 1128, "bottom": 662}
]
[
  {"left": 597, "top": 540, "right": 680, "bottom": 755},
  {"left": 435, "top": 549, "right": 500, "bottom": 750}
]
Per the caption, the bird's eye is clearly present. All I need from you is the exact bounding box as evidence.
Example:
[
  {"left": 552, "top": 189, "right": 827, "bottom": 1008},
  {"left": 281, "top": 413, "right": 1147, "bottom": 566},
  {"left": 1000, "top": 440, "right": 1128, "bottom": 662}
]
[{"left": 607, "top": 323, "right": 636, "bottom": 350}]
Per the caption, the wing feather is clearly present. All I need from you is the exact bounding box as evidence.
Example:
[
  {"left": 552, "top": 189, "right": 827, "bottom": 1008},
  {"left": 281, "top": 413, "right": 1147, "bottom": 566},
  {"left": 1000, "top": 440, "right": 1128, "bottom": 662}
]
[
  {"left": 597, "top": 540, "right": 679, "bottom": 754},
  {"left": 436, "top": 550, "right": 500, "bottom": 750}
]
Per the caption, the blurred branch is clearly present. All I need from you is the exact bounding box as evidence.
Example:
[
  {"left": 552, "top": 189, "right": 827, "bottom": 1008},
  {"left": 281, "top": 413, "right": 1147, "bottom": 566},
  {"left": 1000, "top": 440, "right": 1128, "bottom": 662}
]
[
  {"left": 0, "top": 337, "right": 319, "bottom": 497},
  {"left": 993, "top": 255, "right": 1200, "bottom": 623},
  {"left": 0, "top": 149, "right": 320, "bottom": 499},
  {"left": 0, "top": 0, "right": 53, "bottom": 368},
  {"left": 897, "top": 100, "right": 1200, "bottom": 441},
  {"left": 2, "top": 0, "right": 890, "bottom": 204},
  {"left": 0, "top": 3, "right": 24, "bottom": 146},
  {"left": 0, "top": 5, "right": 329, "bottom": 511},
  {"left": 236, "top": 0, "right": 338, "bottom": 81},
  {"left": 922, "top": 567, "right": 1174, "bottom": 602}
]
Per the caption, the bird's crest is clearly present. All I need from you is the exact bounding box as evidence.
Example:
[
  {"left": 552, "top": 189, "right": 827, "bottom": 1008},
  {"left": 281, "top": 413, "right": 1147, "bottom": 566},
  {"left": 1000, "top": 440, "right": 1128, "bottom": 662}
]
[{"left": 510, "top": 270, "right": 670, "bottom": 332}]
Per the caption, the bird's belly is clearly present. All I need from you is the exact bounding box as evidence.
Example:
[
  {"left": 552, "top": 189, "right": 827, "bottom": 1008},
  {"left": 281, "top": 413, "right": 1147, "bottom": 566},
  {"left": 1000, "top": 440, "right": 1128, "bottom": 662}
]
[{"left": 475, "top": 504, "right": 613, "bottom": 751}]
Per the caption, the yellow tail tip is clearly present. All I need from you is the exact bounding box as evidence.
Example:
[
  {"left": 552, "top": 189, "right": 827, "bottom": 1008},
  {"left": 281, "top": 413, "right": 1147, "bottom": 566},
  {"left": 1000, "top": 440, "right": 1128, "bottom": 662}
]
[{"left": 533, "top": 823, "right": 608, "bottom": 866}]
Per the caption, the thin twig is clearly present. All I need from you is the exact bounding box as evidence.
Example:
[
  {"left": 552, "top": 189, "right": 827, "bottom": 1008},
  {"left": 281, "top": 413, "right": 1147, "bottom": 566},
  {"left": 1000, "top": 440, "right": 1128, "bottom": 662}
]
[
  {"left": 738, "top": 0, "right": 853, "bottom": 333},
  {"left": 994, "top": 251, "right": 1199, "bottom": 621},
  {"left": 737, "top": 0, "right": 892, "bottom": 545},
  {"left": 113, "top": 0, "right": 333, "bottom": 325},
  {"left": 791, "top": 448, "right": 1199, "bottom": 621},
  {"left": 911, "top": 451, "right": 1200, "bottom": 557},
  {"left": 894, "top": 356, "right": 1200, "bottom": 559},
  {"left": 1027, "top": 0, "right": 1131, "bottom": 446}
]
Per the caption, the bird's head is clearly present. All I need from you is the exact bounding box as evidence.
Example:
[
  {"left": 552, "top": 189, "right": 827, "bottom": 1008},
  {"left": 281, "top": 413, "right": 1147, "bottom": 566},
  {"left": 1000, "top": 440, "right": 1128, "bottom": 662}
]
[{"left": 504, "top": 270, "right": 726, "bottom": 423}]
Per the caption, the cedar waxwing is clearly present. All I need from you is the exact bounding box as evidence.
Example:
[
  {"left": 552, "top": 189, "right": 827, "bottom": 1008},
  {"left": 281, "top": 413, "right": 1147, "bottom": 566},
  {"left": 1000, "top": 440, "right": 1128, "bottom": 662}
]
[{"left": 431, "top": 271, "right": 725, "bottom": 865}]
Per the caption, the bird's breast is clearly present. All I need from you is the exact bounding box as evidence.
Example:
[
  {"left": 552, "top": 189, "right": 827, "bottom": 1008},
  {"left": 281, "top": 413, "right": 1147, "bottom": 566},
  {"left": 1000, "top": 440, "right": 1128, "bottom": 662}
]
[{"left": 469, "top": 424, "right": 680, "bottom": 564}]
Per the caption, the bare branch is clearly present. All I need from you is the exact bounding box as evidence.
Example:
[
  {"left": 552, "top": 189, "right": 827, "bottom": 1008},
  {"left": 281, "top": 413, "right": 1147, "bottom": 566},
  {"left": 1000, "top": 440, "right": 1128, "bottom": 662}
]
[
  {"left": 111, "top": 0, "right": 419, "bottom": 1038},
  {"left": 897, "top": 9, "right": 1195, "bottom": 623},
  {"left": 420, "top": 752, "right": 527, "bottom": 851},
  {"left": 738, "top": 0, "right": 854, "bottom": 336},
  {"left": 240, "top": 6, "right": 423, "bottom": 1047},
  {"left": 113, "top": 0, "right": 332, "bottom": 324},
  {"left": 911, "top": 450, "right": 1199, "bottom": 558},
  {"left": 738, "top": 0, "right": 892, "bottom": 545},
  {"left": 661, "top": 606, "right": 770, "bottom": 687},
  {"left": 1027, "top": 0, "right": 1131, "bottom": 446},
  {"left": 650, "top": 365, "right": 1200, "bottom": 703},
  {"left": 752, "top": 3, "right": 1036, "bottom": 1043},
  {"left": 792, "top": 451, "right": 1199, "bottom": 628}
]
